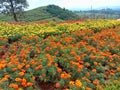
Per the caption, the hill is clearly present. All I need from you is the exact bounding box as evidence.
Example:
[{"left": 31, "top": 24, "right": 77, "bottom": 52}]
[
  {"left": 74, "top": 8, "right": 120, "bottom": 19},
  {"left": 0, "top": 5, "right": 78, "bottom": 22}
]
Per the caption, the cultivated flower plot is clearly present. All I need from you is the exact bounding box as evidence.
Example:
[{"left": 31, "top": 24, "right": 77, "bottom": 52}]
[
  {"left": 0, "top": 20, "right": 120, "bottom": 38},
  {"left": 0, "top": 20, "right": 120, "bottom": 90}
]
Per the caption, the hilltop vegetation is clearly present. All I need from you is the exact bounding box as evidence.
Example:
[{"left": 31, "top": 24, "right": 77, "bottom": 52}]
[
  {"left": 46, "top": 5, "right": 78, "bottom": 20},
  {"left": 0, "top": 5, "right": 78, "bottom": 22}
]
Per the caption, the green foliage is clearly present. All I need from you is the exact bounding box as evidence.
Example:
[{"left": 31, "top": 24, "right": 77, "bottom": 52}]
[
  {"left": 0, "top": 5, "right": 78, "bottom": 22},
  {"left": 8, "top": 34, "right": 22, "bottom": 43},
  {"left": 0, "top": 0, "right": 28, "bottom": 14},
  {"left": 101, "top": 81, "right": 120, "bottom": 90},
  {"left": 0, "top": 0, "right": 29, "bottom": 21},
  {"left": 46, "top": 5, "right": 78, "bottom": 20}
]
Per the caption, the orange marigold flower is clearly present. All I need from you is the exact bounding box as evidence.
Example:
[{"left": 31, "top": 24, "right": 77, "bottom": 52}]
[
  {"left": 69, "top": 81, "right": 75, "bottom": 86},
  {"left": 86, "top": 87, "right": 92, "bottom": 90},
  {"left": 93, "top": 79, "right": 99, "bottom": 85},
  {"left": 117, "top": 67, "right": 120, "bottom": 72},
  {"left": 21, "top": 82, "right": 27, "bottom": 87},
  {"left": 21, "top": 70, "right": 26, "bottom": 73},
  {"left": 110, "top": 72, "right": 115, "bottom": 76},
  {"left": 0, "top": 46, "right": 4, "bottom": 49},
  {"left": 47, "top": 63, "right": 52, "bottom": 66},
  {"left": 9, "top": 83, "right": 18, "bottom": 89},
  {"left": 0, "top": 63, "right": 6, "bottom": 69},
  {"left": 0, "top": 87, "right": 3, "bottom": 90},
  {"left": 19, "top": 72, "right": 24, "bottom": 76},
  {"left": 110, "top": 63, "right": 115, "bottom": 67},
  {"left": 32, "top": 76, "right": 35, "bottom": 80},
  {"left": 35, "top": 66, "right": 39, "bottom": 70},
  {"left": 42, "top": 73, "right": 46, "bottom": 77},
  {"left": 89, "top": 55, "right": 97, "bottom": 59},
  {"left": 4, "top": 75, "right": 10, "bottom": 79},
  {"left": 17, "top": 65, "right": 23, "bottom": 69},
  {"left": 97, "top": 85, "right": 104, "bottom": 89},
  {"left": 55, "top": 83, "right": 60, "bottom": 88},
  {"left": 63, "top": 89, "right": 69, "bottom": 90},
  {"left": 23, "top": 59, "right": 27, "bottom": 63},
  {"left": 21, "top": 79, "right": 27, "bottom": 87},
  {"left": 92, "top": 69, "right": 97, "bottom": 73},
  {"left": 1, "top": 77, "right": 8, "bottom": 82},
  {"left": 57, "top": 68, "right": 62, "bottom": 73},
  {"left": 85, "top": 78, "right": 91, "bottom": 83},
  {"left": 86, "top": 72, "right": 90, "bottom": 76},
  {"left": 75, "top": 80, "right": 82, "bottom": 88},
  {"left": 12, "top": 68, "right": 17, "bottom": 71},
  {"left": 18, "top": 88, "right": 23, "bottom": 90},
  {"left": 27, "top": 82, "right": 33, "bottom": 86},
  {"left": 93, "top": 62, "right": 98, "bottom": 66},
  {"left": 15, "top": 78, "right": 22, "bottom": 82},
  {"left": 60, "top": 73, "right": 71, "bottom": 79},
  {"left": 38, "top": 65, "right": 43, "bottom": 69},
  {"left": 13, "top": 84, "right": 18, "bottom": 89},
  {"left": 85, "top": 63, "right": 90, "bottom": 67},
  {"left": 22, "top": 78, "right": 26, "bottom": 83},
  {"left": 114, "top": 80, "right": 119, "bottom": 83},
  {"left": 54, "top": 63, "right": 58, "bottom": 67}
]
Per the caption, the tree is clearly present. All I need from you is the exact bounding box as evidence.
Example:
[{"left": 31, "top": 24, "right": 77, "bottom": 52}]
[{"left": 0, "top": 0, "right": 29, "bottom": 21}]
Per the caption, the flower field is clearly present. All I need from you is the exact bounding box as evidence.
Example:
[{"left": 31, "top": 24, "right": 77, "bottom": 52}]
[
  {"left": 0, "top": 20, "right": 120, "bottom": 90},
  {"left": 0, "top": 20, "right": 120, "bottom": 38}
]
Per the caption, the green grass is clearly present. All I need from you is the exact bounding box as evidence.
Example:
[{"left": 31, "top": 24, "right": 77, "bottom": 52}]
[
  {"left": 0, "top": 5, "right": 78, "bottom": 22},
  {"left": 20, "top": 6, "right": 62, "bottom": 22}
]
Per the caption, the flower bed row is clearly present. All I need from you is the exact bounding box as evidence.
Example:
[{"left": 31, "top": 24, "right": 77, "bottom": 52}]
[
  {"left": 0, "top": 25, "right": 120, "bottom": 90},
  {"left": 0, "top": 20, "right": 120, "bottom": 39}
]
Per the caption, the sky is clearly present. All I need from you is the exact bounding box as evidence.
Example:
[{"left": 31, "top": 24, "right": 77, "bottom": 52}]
[{"left": 27, "top": 0, "right": 120, "bottom": 10}]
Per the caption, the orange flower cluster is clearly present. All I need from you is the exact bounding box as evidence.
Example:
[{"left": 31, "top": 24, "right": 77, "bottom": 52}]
[
  {"left": 60, "top": 72, "right": 71, "bottom": 79},
  {"left": 0, "top": 60, "right": 6, "bottom": 70},
  {"left": 9, "top": 83, "right": 18, "bottom": 89},
  {"left": 0, "top": 24, "right": 120, "bottom": 89},
  {"left": 69, "top": 80, "right": 82, "bottom": 88}
]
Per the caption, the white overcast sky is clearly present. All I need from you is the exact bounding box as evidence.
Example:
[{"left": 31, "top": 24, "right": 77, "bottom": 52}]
[{"left": 27, "top": 0, "right": 120, "bottom": 10}]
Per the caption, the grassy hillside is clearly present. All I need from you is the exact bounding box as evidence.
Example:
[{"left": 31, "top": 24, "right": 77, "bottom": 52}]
[{"left": 0, "top": 5, "right": 78, "bottom": 22}]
